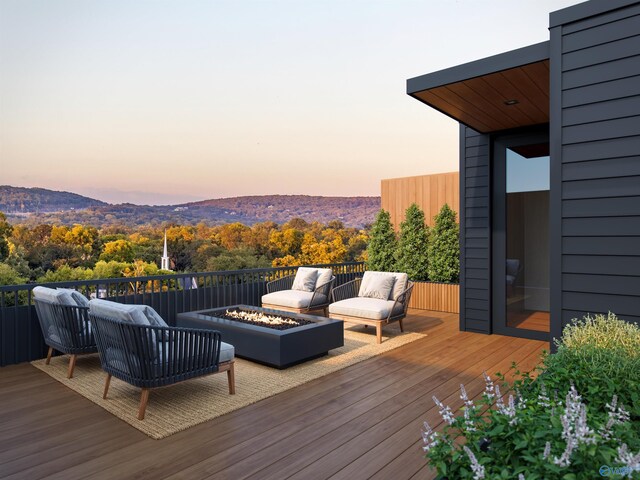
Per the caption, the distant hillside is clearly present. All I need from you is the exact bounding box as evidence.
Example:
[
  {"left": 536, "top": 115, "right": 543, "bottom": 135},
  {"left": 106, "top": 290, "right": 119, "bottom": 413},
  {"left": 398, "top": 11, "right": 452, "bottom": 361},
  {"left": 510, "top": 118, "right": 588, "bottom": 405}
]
[
  {"left": 2, "top": 187, "right": 379, "bottom": 228},
  {"left": 181, "top": 195, "right": 379, "bottom": 226},
  {"left": 0, "top": 185, "right": 106, "bottom": 213}
]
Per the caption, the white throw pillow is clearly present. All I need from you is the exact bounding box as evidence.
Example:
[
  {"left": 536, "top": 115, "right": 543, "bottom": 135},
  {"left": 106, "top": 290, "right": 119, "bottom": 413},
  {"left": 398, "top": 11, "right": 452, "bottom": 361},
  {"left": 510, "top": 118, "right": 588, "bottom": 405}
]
[
  {"left": 358, "top": 272, "right": 395, "bottom": 300},
  {"left": 315, "top": 268, "right": 333, "bottom": 289},
  {"left": 291, "top": 267, "right": 318, "bottom": 292}
]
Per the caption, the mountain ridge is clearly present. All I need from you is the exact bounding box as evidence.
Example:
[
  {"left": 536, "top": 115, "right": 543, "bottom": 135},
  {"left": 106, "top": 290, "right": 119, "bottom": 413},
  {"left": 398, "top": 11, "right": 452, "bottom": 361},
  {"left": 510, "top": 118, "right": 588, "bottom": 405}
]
[{"left": 1, "top": 186, "right": 380, "bottom": 228}]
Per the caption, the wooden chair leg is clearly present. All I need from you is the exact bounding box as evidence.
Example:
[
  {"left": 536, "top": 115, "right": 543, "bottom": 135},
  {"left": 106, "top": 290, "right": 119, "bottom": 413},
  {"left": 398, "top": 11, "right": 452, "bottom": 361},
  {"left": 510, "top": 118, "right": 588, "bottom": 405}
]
[
  {"left": 45, "top": 347, "right": 53, "bottom": 365},
  {"left": 67, "top": 354, "right": 77, "bottom": 379},
  {"left": 376, "top": 325, "right": 382, "bottom": 344},
  {"left": 398, "top": 318, "right": 404, "bottom": 332},
  {"left": 138, "top": 388, "right": 150, "bottom": 420},
  {"left": 103, "top": 373, "right": 112, "bottom": 399},
  {"left": 227, "top": 362, "right": 236, "bottom": 395}
]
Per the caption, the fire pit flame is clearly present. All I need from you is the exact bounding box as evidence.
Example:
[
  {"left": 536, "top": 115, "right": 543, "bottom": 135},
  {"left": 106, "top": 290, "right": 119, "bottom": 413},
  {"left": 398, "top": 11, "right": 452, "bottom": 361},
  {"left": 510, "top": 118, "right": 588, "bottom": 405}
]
[{"left": 225, "top": 309, "right": 302, "bottom": 327}]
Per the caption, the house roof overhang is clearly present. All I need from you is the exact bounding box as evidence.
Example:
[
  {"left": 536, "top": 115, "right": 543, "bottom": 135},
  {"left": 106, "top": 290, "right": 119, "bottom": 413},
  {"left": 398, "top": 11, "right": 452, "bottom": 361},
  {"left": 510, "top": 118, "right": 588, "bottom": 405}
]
[{"left": 407, "top": 41, "right": 550, "bottom": 134}]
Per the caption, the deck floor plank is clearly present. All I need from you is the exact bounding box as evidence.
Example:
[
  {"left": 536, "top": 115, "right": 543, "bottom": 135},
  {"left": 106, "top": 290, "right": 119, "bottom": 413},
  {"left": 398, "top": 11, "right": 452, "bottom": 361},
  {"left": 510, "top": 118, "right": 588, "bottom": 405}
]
[{"left": 0, "top": 309, "right": 546, "bottom": 480}]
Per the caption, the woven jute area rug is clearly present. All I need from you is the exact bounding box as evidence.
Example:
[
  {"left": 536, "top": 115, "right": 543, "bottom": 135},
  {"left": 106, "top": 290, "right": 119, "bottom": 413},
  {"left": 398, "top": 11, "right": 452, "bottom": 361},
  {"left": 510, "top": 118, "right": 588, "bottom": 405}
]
[{"left": 31, "top": 327, "right": 425, "bottom": 439}]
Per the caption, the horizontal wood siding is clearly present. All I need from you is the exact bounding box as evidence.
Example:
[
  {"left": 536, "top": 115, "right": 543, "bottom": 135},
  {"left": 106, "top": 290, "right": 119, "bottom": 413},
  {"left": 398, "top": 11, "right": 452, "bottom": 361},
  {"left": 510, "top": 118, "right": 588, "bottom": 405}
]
[
  {"left": 557, "top": 2, "right": 640, "bottom": 332},
  {"left": 409, "top": 282, "right": 459, "bottom": 313},
  {"left": 461, "top": 126, "right": 491, "bottom": 333},
  {"left": 380, "top": 172, "right": 459, "bottom": 229}
]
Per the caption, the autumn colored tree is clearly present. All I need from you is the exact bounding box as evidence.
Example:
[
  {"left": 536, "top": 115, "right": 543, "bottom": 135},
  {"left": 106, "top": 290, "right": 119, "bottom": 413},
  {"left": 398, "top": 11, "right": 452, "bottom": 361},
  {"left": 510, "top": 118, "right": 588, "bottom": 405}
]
[
  {"left": 166, "top": 225, "right": 196, "bottom": 271},
  {"left": 269, "top": 228, "right": 304, "bottom": 258},
  {"left": 100, "top": 239, "right": 135, "bottom": 263},
  {"left": 217, "top": 222, "right": 251, "bottom": 250}
]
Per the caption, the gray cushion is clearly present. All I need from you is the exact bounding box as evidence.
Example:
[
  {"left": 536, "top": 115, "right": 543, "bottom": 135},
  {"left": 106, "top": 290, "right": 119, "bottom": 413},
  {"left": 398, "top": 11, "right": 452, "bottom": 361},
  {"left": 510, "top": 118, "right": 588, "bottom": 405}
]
[
  {"left": 33, "top": 286, "right": 75, "bottom": 306},
  {"left": 329, "top": 297, "right": 404, "bottom": 320},
  {"left": 89, "top": 299, "right": 168, "bottom": 328},
  {"left": 262, "top": 290, "right": 328, "bottom": 309},
  {"left": 388, "top": 272, "right": 409, "bottom": 300},
  {"left": 57, "top": 288, "right": 90, "bottom": 307},
  {"left": 218, "top": 342, "right": 235, "bottom": 363},
  {"left": 506, "top": 259, "right": 520, "bottom": 277},
  {"left": 358, "top": 272, "right": 395, "bottom": 300},
  {"left": 292, "top": 267, "right": 318, "bottom": 292},
  {"left": 315, "top": 268, "right": 333, "bottom": 289}
]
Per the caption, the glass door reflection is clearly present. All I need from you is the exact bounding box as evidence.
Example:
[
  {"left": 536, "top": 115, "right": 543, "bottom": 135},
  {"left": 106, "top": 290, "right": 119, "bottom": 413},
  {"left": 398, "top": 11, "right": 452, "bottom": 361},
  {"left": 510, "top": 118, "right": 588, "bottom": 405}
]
[{"left": 505, "top": 146, "right": 550, "bottom": 333}]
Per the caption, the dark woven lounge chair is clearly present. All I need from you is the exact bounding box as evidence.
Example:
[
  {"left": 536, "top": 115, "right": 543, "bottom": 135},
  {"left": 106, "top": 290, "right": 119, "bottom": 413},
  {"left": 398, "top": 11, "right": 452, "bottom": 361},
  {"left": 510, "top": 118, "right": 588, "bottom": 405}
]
[
  {"left": 88, "top": 299, "right": 235, "bottom": 420},
  {"left": 33, "top": 286, "right": 97, "bottom": 378}
]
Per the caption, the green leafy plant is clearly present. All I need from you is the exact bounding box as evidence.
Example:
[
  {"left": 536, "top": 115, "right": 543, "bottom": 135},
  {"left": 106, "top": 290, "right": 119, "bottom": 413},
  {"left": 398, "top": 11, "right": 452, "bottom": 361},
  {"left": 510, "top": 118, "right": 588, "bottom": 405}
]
[
  {"left": 423, "top": 313, "right": 640, "bottom": 478},
  {"left": 542, "top": 313, "right": 640, "bottom": 421},
  {"left": 427, "top": 204, "right": 459, "bottom": 283},
  {"left": 395, "top": 203, "right": 429, "bottom": 281},
  {"left": 366, "top": 209, "right": 397, "bottom": 272}
]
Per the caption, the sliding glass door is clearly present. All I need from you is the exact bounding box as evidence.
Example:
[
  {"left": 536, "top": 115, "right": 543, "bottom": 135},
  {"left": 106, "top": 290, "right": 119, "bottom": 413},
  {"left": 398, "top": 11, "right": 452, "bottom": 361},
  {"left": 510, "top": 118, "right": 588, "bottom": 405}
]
[{"left": 493, "top": 132, "right": 550, "bottom": 340}]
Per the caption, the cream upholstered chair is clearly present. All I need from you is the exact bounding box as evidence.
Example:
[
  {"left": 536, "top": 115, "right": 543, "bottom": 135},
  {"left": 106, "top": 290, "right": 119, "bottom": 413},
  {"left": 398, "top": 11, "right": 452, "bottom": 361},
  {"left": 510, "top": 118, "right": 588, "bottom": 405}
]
[
  {"left": 261, "top": 267, "right": 335, "bottom": 316},
  {"left": 328, "top": 271, "right": 414, "bottom": 344}
]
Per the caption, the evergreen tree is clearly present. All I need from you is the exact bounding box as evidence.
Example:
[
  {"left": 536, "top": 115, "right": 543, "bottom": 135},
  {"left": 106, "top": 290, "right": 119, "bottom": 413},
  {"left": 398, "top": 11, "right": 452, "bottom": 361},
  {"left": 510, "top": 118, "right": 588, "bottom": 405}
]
[
  {"left": 366, "top": 209, "right": 397, "bottom": 271},
  {"left": 427, "top": 204, "right": 460, "bottom": 282},
  {"left": 395, "top": 204, "right": 430, "bottom": 280}
]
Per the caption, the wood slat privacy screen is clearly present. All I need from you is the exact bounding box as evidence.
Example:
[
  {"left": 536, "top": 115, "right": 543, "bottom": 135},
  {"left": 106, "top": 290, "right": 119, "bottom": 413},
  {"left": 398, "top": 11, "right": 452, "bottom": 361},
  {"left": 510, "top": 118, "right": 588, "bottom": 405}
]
[
  {"left": 381, "top": 172, "right": 459, "bottom": 229},
  {"left": 380, "top": 171, "right": 460, "bottom": 313}
]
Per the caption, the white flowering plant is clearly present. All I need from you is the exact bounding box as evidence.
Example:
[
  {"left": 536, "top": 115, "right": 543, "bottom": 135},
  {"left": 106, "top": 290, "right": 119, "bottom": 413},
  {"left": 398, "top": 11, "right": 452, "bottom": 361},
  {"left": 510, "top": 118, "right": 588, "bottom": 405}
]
[{"left": 423, "top": 313, "right": 640, "bottom": 479}]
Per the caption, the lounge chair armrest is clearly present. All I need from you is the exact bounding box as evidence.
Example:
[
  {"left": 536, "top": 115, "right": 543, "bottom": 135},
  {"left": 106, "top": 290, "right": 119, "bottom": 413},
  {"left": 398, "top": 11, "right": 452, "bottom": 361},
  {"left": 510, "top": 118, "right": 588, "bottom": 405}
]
[
  {"left": 309, "top": 276, "right": 335, "bottom": 308},
  {"left": 266, "top": 274, "right": 295, "bottom": 293},
  {"left": 386, "top": 282, "right": 415, "bottom": 322},
  {"left": 331, "top": 278, "right": 362, "bottom": 302}
]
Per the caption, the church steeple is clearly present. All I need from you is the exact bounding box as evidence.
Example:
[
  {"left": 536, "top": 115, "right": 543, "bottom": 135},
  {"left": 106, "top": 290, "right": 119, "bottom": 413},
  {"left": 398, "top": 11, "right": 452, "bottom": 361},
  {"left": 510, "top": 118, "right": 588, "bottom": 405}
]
[{"left": 161, "top": 230, "right": 170, "bottom": 270}]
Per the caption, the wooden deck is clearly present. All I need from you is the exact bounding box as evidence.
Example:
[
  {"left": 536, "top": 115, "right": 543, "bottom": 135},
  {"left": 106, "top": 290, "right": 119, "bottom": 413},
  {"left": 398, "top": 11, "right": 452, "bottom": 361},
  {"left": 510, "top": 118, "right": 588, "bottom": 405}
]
[{"left": 0, "top": 309, "right": 546, "bottom": 480}]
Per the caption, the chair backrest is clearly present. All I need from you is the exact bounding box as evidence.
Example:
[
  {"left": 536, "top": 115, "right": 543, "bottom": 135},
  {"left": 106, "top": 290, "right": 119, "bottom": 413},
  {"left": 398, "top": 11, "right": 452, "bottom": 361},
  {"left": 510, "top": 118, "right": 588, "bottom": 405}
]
[
  {"left": 358, "top": 271, "right": 409, "bottom": 301},
  {"left": 33, "top": 286, "right": 94, "bottom": 350},
  {"left": 89, "top": 311, "right": 222, "bottom": 386}
]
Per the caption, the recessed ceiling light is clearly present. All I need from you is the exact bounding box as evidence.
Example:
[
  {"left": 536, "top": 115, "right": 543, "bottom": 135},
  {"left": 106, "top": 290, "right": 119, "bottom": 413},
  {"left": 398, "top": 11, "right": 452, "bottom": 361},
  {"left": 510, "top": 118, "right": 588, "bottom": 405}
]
[{"left": 504, "top": 99, "right": 519, "bottom": 106}]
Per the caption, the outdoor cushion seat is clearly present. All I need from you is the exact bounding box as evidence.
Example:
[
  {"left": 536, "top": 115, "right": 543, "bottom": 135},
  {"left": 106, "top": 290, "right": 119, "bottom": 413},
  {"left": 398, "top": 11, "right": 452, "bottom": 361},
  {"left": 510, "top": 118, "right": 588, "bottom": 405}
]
[
  {"left": 329, "top": 297, "right": 404, "bottom": 321},
  {"left": 89, "top": 299, "right": 235, "bottom": 420},
  {"left": 261, "top": 290, "right": 328, "bottom": 310},
  {"left": 329, "top": 271, "right": 414, "bottom": 344},
  {"left": 104, "top": 341, "right": 235, "bottom": 377},
  {"left": 33, "top": 286, "right": 97, "bottom": 378},
  {"left": 262, "top": 267, "right": 335, "bottom": 316}
]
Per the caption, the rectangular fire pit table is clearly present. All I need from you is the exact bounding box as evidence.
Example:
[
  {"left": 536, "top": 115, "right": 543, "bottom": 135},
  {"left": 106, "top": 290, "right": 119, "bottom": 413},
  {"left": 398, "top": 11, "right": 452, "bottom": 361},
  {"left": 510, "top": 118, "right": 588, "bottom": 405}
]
[{"left": 176, "top": 305, "right": 344, "bottom": 369}]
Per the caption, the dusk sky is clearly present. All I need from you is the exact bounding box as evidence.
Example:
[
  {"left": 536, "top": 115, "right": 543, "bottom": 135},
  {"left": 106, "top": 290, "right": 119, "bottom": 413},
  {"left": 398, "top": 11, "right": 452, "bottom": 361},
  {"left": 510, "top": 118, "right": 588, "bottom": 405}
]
[{"left": 1, "top": 0, "right": 578, "bottom": 205}]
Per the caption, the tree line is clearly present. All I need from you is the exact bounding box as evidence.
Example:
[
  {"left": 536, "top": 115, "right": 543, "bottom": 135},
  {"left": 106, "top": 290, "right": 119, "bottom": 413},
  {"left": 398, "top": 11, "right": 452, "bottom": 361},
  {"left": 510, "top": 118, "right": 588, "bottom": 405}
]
[
  {"left": 366, "top": 203, "right": 459, "bottom": 283},
  {"left": 0, "top": 212, "right": 369, "bottom": 285}
]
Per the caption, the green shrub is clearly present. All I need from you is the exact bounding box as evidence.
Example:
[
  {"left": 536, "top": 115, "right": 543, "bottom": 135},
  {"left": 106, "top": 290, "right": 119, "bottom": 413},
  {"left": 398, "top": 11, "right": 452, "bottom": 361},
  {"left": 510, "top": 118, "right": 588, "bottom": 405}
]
[
  {"left": 395, "top": 203, "right": 429, "bottom": 281},
  {"left": 542, "top": 313, "right": 640, "bottom": 421},
  {"left": 423, "top": 312, "right": 640, "bottom": 478},
  {"left": 366, "top": 209, "right": 397, "bottom": 272},
  {"left": 427, "top": 204, "right": 459, "bottom": 283}
]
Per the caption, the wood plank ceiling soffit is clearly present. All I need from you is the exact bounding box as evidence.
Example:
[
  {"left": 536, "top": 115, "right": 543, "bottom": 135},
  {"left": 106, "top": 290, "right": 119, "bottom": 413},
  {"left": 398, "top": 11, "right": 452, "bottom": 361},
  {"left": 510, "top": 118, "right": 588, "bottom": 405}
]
[{"left": 412, "top": 60, "right": 550, "bottom": 134}]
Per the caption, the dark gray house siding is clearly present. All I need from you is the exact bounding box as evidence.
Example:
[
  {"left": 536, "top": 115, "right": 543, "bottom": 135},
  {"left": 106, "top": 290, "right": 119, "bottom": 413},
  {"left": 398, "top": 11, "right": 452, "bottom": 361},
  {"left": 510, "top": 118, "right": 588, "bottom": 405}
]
[
  {"left": 460, "top": 126, "right": 491, "bottom": 334},
  {"left": 550, "top": 0, "right": 640, "bottom": 340}
]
